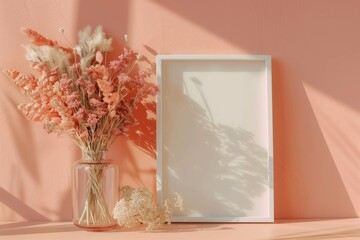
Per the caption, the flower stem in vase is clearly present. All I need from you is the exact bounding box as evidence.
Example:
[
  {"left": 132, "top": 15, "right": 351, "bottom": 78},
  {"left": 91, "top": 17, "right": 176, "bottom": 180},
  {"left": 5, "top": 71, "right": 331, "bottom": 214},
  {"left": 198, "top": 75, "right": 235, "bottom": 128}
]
[{"left": 73, "top": 160, "right": 118, "bottom": 231}]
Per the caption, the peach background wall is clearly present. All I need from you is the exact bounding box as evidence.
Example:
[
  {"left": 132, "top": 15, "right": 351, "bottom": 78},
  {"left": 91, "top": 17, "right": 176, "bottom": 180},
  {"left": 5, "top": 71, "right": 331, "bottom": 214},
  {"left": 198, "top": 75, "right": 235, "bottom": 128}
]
[{"left": 1, "top": 0, "right": 360, "bottom": 221}]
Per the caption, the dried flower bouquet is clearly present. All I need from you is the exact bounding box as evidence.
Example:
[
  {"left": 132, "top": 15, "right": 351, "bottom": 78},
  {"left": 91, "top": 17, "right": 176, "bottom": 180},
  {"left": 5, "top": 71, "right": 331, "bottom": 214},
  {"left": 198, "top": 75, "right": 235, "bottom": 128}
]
[{"left": 4, "top": 26, "right": 157, "bottom": 227}]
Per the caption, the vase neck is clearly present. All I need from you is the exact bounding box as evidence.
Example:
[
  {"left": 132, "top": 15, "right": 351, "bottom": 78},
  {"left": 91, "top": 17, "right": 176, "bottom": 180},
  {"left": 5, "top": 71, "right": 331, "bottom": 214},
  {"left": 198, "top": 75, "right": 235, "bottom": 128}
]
[{"left": 82, "top": 150, "right": 107, "bottom": 162}]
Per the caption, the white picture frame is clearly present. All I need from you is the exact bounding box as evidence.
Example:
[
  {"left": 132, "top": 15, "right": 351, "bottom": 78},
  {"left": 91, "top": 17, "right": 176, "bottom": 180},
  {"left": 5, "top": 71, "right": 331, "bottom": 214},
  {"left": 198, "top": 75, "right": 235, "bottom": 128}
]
[{"left": 156, "top": 55, "right": 273, "bottom": 222}]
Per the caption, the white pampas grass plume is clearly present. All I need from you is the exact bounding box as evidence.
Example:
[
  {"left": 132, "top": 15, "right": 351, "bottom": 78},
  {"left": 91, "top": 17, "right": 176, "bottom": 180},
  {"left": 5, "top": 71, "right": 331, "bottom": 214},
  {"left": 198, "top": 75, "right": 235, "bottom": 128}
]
[
  {"left": 76, "top": 25, "right": 112, "bottom": 70},
  {"left": 23, "top": 45, "right": 71, "bottom": 73}
]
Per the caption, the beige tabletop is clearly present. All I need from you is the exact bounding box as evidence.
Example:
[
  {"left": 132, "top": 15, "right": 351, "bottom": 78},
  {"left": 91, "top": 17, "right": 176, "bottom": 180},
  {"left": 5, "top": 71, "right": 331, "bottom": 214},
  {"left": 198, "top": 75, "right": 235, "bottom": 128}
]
[{"left": 1, "top": 218, "right": 360, "bottom": 240}]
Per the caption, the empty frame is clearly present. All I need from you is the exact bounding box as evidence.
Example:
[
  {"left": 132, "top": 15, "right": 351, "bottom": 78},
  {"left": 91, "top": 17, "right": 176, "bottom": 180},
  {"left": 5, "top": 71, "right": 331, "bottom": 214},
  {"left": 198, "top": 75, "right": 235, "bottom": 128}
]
[{"left": 156, "top": 55, "right": 273, "bottom": 222}]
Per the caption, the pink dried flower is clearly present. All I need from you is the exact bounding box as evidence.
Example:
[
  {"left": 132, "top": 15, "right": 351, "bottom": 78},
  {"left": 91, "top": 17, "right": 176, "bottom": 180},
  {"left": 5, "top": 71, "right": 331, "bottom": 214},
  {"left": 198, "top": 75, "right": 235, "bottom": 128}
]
[
  {"left": 87, "top": 113, "right": 99, "bottom": 126},
  {"left": 84, "top": 80, "right": 96, "bottom": 97},
  {"left": 97, "top": 79, "right": 113, "bottom": 95},
  {"left": 70, "top": 63, "right": 82, "bottom": 73},
  {"left": 89, "top": 98, "right": 102, "bottom": 107},
  {"left": 63, "top": 92, "right": 81, "bottom": 108},
  {"left": 117, "top": 73, "right": 130, "bottom": 84},
  {"left": 87, "top": 64, "right": 109, "bottom": 80},
  {"left": 73, "top": 108, "right": 86, "bottom": 121},
  {"left": 109, "top": 48, "right": 135, "bottom": 72},
  {"left": 75, "top": 76, "right": 85, "bottom": 86}
]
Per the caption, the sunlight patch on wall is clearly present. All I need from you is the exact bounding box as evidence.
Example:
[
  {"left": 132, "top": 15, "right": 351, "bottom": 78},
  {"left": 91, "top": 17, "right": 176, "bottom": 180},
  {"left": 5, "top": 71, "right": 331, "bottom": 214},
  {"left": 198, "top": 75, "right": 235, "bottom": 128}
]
[
  {"left": 303, "top": 82, "right": 360, "bottom": 211},
  {"left": 129, "top": 0, "right": 250, "bottom": 53}
]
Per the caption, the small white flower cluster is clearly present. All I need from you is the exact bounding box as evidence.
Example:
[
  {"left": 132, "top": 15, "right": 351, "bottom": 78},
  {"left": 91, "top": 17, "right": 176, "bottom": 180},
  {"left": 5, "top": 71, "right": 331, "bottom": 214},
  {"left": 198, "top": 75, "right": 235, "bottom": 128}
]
[{"left": 112, "top": 186, "right": 184, "bottom": 230}]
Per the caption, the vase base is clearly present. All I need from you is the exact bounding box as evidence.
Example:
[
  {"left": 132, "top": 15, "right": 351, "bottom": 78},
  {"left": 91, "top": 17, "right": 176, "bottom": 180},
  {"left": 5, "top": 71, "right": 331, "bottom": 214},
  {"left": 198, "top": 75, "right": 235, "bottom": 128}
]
[{"left": 73, "top": 222, "right": 118, "bottom": 232}]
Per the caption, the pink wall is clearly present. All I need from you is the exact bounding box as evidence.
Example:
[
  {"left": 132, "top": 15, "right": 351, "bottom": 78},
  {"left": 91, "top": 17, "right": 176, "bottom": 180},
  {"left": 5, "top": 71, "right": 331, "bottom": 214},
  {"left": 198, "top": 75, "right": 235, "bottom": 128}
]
[{"left": 1, "top": 0, "right": 360, "bottom": 221}]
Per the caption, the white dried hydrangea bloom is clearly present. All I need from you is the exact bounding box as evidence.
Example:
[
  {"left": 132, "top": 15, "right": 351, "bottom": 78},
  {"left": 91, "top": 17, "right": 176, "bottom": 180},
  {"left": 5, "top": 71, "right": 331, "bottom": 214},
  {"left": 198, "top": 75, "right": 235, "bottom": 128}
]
[{"left": 112, "top": 186, "right": 184, "bottom": 230}]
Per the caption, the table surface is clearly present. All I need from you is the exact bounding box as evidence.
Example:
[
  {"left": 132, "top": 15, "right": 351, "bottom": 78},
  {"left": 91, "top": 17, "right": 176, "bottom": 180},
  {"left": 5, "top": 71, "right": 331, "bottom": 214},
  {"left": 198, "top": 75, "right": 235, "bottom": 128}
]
[{"left": 1, "top": 218, "right": 360, "bottom": 240}]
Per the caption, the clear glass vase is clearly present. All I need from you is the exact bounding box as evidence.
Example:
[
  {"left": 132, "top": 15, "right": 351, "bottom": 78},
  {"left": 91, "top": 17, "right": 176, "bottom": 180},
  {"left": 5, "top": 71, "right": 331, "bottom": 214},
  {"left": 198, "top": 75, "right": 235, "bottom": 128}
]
[{"left": 72, "top": 154, "right": 119, "bottom": 231}]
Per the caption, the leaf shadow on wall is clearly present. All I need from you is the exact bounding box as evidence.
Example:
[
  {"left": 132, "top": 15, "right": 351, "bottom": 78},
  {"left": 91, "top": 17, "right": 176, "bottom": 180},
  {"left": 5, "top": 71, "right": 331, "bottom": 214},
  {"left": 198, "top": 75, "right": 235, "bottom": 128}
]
[
  {"left": 107, "top": 53, "right": 158, "bottom": 188},
  {"left": 163, "top": 76, "right": 270, "bottom": 217},
  {"left": 128, "top": 47, "right": 158, "bottom": 158}
]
